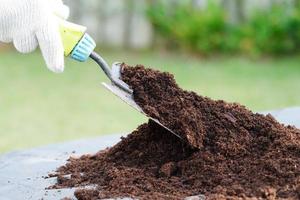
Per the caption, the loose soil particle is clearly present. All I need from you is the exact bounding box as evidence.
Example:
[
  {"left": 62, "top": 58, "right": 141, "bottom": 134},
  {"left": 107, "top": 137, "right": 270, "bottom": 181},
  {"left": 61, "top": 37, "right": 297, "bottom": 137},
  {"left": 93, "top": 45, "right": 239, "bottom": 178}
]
[{"left": 50, "top": 64, "right": 300, "bottom": 200}]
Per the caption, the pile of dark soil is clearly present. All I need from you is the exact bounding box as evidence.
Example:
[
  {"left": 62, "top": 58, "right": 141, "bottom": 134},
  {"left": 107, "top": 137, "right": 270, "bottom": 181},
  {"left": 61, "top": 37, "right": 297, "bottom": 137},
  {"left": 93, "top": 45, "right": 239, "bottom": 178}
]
[{"left": 50, "top": 64, "right": 300, "bottom": 200}]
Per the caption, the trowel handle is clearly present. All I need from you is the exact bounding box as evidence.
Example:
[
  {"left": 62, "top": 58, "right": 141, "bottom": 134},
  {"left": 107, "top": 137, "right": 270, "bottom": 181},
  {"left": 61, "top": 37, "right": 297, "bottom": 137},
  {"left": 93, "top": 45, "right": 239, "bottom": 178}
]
[
  {"left": 59, "top": 20, "right": 96, "bottom": 62},
  {"left": 58, "top": 20, "right": 132, "bottom": 94}
]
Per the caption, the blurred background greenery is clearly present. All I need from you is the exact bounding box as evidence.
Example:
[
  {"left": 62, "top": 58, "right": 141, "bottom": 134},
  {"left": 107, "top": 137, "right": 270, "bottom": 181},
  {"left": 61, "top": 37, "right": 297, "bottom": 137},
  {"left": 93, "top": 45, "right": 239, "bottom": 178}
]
[
  {"left": 148, "top": 0, "right": 300, "bottom": 56},
  {"left": 1, "top": 0, "right": 300, "bottom": 153}
]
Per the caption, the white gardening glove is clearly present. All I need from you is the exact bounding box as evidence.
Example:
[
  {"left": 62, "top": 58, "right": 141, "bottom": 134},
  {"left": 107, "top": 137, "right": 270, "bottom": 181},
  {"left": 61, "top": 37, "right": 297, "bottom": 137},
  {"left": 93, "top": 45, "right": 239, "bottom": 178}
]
[{"left": 0, "top": 0, "right": 69, "bottom": 73}]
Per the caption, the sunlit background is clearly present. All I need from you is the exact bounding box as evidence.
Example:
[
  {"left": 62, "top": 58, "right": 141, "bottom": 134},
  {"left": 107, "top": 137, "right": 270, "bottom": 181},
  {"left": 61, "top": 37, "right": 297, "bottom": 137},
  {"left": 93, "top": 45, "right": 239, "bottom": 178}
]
[{"left": 1, "top": 0, "right": 300, "bottom": 153}]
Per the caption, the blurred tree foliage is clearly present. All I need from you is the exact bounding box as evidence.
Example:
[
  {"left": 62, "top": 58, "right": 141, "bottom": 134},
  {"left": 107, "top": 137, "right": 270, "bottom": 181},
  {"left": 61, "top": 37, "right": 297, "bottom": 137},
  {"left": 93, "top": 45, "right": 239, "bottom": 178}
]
[{"left": 147, "top": 0, "right": 300, "bottom": 56}]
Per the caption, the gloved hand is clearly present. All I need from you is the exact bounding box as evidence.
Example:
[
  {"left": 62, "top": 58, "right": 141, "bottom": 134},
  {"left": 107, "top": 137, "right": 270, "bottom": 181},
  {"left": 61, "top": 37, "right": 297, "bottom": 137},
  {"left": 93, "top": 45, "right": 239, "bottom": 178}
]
[{"left": 0, "top": 0, "right": 69, "bottom": 73}]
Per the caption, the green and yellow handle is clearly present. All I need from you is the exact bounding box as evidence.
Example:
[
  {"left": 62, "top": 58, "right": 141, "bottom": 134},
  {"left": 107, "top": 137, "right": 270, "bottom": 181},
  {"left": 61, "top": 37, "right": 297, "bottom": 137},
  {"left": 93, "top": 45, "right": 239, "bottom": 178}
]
[
  {"left": 59, "top": 20, "right": 96, "bottom": 62},
  {"left": 58, "top": 19, "right": 133, "bottom": 94}
]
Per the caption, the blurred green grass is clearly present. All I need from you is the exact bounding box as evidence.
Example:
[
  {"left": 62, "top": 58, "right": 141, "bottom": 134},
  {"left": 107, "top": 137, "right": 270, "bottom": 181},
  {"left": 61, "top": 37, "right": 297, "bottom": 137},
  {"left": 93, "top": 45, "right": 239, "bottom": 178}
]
[{"left": 0, "top": 50, "right": 300, "bottom": 153}]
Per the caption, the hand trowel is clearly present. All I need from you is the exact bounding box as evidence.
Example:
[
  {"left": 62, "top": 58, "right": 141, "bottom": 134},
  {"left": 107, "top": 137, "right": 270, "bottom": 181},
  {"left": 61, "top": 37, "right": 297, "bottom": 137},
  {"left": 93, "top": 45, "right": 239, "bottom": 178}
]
[{"left": 59, "top": 20, "right": 182, "bottom": 140}]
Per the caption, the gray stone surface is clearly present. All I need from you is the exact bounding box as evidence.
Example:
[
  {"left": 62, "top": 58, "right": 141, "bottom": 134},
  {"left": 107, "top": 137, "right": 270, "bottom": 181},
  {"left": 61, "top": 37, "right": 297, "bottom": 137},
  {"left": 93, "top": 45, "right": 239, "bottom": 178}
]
[
  {"left": 0, "top": 107, "right": 300, "bottom": 200},
  {"left": 263, "top": 107, "right": 300, "bottom": 128},
  {"left": 0, "top": 134, "right": 124, "bottom": 200}
]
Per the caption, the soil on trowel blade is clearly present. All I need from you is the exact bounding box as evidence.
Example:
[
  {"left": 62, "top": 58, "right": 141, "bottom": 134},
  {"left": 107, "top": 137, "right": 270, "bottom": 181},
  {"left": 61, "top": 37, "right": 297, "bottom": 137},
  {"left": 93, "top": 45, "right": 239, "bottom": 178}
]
[{"left": 50, "top": 64, "right": 300, "bottom": 200}]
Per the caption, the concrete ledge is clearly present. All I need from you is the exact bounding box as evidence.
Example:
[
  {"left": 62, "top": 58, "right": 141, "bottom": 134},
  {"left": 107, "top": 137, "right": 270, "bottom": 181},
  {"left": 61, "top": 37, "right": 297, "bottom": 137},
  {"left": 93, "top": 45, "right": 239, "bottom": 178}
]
[{"left": 0, "top": 134, "right": 124, "bottom": 200}]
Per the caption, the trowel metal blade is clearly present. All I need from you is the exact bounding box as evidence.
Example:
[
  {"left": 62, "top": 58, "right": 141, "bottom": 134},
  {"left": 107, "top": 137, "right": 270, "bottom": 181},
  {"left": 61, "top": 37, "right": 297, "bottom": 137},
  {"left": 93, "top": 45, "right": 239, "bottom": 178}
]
[{"left": 102, "top": 82, "right": 183, "bottom": 140}]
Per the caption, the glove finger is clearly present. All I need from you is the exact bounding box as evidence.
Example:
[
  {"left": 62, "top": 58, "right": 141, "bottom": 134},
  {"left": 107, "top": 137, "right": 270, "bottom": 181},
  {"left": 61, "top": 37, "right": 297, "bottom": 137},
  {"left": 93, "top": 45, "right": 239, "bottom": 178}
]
[
  {"left": 0, "top": 34, "right": 13, "bottom": 43},
  {"left": 13, "top": 35, "right": 38, "bottom": 53},
  {"left": 36, "top": 20, "right": 65, "bottom": 73}
]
